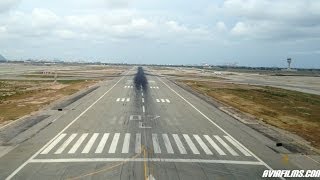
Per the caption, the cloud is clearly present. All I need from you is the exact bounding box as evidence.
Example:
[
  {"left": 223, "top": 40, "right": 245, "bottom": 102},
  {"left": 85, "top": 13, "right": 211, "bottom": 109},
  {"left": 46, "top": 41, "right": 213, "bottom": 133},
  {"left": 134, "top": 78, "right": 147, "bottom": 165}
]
[
  {"left": 0, "top": 0, "right": 20, "bottom": 13},
  {"left": 0, "top": 8, "right": 211, "bottom": 43},
  {"left": 224, "top": 0, "right": 320, "bottom": 40},
  {"left": 31, "top": 8, "right": 60, "bottom": 28},
  {"left": 215, "top": 21, "right": 227, "bottom": 32}
]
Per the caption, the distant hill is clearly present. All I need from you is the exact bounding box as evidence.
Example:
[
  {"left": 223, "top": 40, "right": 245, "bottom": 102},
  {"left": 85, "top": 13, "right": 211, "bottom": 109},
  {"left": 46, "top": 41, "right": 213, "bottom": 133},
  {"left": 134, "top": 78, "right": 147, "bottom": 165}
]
[{"left": 0, "top": 54, "right": 6, "bottom": 61}]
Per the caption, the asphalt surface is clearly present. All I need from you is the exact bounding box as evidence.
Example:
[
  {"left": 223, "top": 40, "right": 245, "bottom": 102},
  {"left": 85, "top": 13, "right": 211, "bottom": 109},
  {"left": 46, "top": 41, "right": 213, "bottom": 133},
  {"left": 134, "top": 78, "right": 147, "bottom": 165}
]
[{"left": 0, "top": 67, "right": 317, "bottom": 179}]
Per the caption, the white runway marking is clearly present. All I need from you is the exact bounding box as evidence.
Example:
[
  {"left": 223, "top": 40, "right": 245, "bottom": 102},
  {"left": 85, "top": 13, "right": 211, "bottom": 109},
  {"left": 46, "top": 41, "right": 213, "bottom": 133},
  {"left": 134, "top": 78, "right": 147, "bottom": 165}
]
[
  {"left": 162, "top": 134, "right": 174, "bottom": 154},
  {"left": 214, "top": 135, "right": 238, "bottom": 156},
  {"left": 109, "top": 133, "right": 120, "bottom": 153},
  {"left": 129, "top": 115, "right": 142, "bottom": 121},
  {"left": 135, "top": 133, "right": 141, "bottom": 153},
  {"left": 122, "top": 133, "right": 131, "bottom": 153},
  {"left": 69, "top": 133, "right": 88, "bottom": 154},
  {"left": 157, "top": 77, "right": 278, "bottom": 176},
  {"left": 95, "top": 133, "right": 109, "bottom": 154},
  {"left": 116, "top": 98, "right": 120, "bottom": 102},
  {"left": 193, "top": 135, "right": 213, "bottom": 155},
  {"left": 183, "top": 134, "right": 200, "bottom": 154},
  {"left": 224, "top": 136, "right": 251, "bottom": 156},
  {"left": 38, "top": 132, "right": 258, "bottom": 157},
  {"left": 142, "top": 105, "right": 145, "bottom": 113},
  {"left": 82, "top": 133, "right": 99, "bottom": 154},
  {"left": 40, "top": 134, "right": 66, "bottom": 154},
  {"left": 121, "top": 98, "right": 125, "bottom": 102},
  {"left": 156, "top": 98, "right": 170, "bottom": 103},
  {"left": 152, "top": 134, "right": 161, "bottom": 153},
  {"left": 172, "top": 134, "right": 187, "bottom": 154},
  {"left": 54, "top": 134, "right": 77, "bottom": 154},
  {"left": 30, "top": 158, "right": 263, "bottom": 165},
  {"left": 6, "top": 72, "right": 128, "bottom": 180},
  {"left": 126, "top": 98, "right": 130, "bottom": 102},
  {"left": 142, "top": 98, "right": 144, "bottom": 103},
  {"left": 204, "top": 135, "right": 226, "bottom": 155}
]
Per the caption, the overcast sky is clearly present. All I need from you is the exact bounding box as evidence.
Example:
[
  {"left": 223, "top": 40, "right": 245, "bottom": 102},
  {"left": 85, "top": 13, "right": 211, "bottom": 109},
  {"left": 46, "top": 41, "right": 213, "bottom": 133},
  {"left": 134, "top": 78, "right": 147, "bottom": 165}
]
[{"left": 0, "top": 0, "right": 319, "bottom": 68}]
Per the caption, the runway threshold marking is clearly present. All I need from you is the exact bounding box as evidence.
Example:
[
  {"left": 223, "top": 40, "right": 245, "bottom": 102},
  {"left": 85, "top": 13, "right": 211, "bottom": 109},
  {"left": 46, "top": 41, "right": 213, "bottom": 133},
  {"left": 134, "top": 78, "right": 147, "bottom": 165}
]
[
  {"left": 39, "top": 132, "right": 251, "bottom": 157},
  {"left": 157, "top": 77, "right": 278, "bottom": 174},
  {"left": 6, "top": 72, "right": 129, "bottom": 180},
  {"left": 29, "top": 158, "right": 264, "bottom": 166}
]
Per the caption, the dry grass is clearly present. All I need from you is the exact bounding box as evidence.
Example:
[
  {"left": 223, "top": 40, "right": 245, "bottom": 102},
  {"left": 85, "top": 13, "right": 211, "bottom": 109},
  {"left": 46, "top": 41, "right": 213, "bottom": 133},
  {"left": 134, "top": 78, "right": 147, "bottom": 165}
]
[
  {"left": 0, "top": 80, "right": 97, "bottom": 123},
  {"left": 180, "top": 80, "right": 320, "bottom": 149}
]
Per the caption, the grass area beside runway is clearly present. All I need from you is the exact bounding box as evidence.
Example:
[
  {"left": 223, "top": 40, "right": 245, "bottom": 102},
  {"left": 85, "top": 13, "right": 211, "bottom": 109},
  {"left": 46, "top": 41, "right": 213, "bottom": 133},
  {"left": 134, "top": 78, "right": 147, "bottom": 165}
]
[
  {"left": 0, "top": 79, "right": 98, "bottom": 124},
  {"left": 179, "top": 80, "right": 320, "bottom": 149}
]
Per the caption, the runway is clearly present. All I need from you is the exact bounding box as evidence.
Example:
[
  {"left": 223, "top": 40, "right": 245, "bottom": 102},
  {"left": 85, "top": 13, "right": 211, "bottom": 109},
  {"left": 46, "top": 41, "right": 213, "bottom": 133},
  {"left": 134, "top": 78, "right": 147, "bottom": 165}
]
[{"left": 0, "top": 67, "right": 307, "bottom": 179}]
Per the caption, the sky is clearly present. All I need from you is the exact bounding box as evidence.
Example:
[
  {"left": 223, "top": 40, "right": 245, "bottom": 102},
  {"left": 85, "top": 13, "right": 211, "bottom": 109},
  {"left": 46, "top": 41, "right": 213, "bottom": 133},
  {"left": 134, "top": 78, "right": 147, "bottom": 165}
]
[{"left": 0, "top": 0, "right": 319, "bottom": 68}]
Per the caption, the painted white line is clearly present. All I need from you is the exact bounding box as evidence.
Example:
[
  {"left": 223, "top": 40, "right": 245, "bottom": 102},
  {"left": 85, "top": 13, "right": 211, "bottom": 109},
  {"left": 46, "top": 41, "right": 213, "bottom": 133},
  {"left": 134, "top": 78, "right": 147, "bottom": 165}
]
[
  {"left": 30, "top": 158, "right": 264, "bottom": 165},
  {"left": 135, "top": 133, "right": 141, "bottom": 154},
  {"left": 152, "top": 134, "right": 161, "bottom": 153},
  {"left": 141, "top": 92, "right": 144, "bottom": 97},
  {"left": 95, "top": 133, "right": 109, "bottom": 154},
  {"left": 129, "top": 115, "right": 142, "bottom": 121},
  {"left": 156, "top": 87, "right": 159, "bottom": 89},
  {"left": 142, "top": 98, "right": 144, "bottom": 103},
  {"left": 156, "top": 99, "right": 160, "bottom": 103},
  {"left": 193, "top": 135, "right": 213, "bottom": 155},
  {"left": 54, "top": 134, "right": 77, "bottom": 154},
  {"left": 121, "top": 98, "right": 125, "bottom": 102},
  {"left": 203, "top": 135, "right": 226, "bottom": 155},
  {"left": 68, "top": 133, "right": 88, "bottom": 154},
  {"left": 224, "top": 136, "right": 251, "bottom": 156},
  {"left": 40, "top": 134, "right": 66, "bottom": 154},
  {"left": 109, "top": 133, "right": 120, "bottom": 153},
  {"left": 161, "top": 99, "right": 165, "bottom": 102},
  {"left": 139, "top": 122, "right": 151, "bottom": 129},
  {"left": 165, "top": 99, "right": 170, "bottom": 103},
  {"left": 214, "top": 136, "right": 238, "bottom": 156},
  {"left": 142, "top": 105, "right": 145, "bottom": 113},
  {"left": 162, "top": 134, "right": 174, "bottom": 154},
  {"left": 157, "top": 77, "right": 277, "bottom": 174},
  {"left": 124, "top": 86, "right": 127, "bottom": 88},
  {"left": 116, "top": 98, "right": 120, "bottom": 102},
  {"left": 126, "top": 98, "right": 130, "bottom": 102},
  {"left": 172, "top": 134, "right": 187, "bottom": 154},
  {"left": 82, "top": 133, "right": 99, "bottom": 154},
  {"left": 122, "top": 133, "right": 131, "bottom": 153},
  {"left": 183, "top": 134, "right": 200, "bottom": 154}
]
